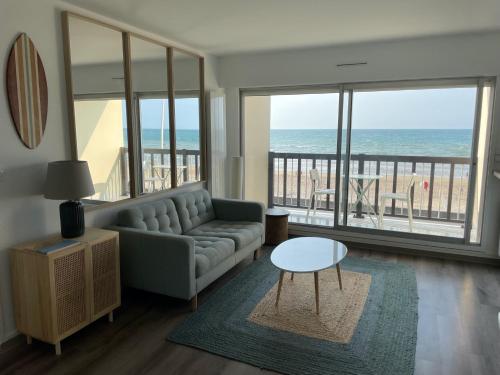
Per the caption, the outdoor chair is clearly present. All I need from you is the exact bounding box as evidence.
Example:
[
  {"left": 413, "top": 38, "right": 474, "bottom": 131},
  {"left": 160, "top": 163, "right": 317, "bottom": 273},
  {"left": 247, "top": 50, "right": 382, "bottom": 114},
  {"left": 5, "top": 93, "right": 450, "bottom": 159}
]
[
  {"left": 143, "top": 160, "right": 167, "bottom": 192},
  {"left": 307, "top": 168, "right": 336, "bottom": 218},
  {"left": 378, "top": 173, "right": 417, "bottom": 232}
]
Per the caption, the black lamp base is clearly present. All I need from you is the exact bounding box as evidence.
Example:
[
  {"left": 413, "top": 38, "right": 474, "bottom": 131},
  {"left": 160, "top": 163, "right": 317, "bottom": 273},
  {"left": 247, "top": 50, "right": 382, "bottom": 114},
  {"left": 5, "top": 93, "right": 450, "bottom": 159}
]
[{"left": 59, "top": 200, "right": 85, "bottom": 238}]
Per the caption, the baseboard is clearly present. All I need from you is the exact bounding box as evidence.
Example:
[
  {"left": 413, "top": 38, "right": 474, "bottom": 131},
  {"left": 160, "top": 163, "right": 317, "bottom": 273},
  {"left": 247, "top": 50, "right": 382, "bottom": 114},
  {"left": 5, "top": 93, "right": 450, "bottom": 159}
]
[
  {"left": 344, "top": 240, "right": 500, "bottom": 265},
  {"left": 288, "top": 226, "right": 500, "bottom": 265}
]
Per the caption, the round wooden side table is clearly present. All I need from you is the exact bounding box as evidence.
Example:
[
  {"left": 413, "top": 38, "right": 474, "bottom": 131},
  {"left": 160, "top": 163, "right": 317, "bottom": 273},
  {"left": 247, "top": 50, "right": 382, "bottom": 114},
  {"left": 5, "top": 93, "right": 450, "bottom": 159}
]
[{"left": 265, "top": 208, "right": 289, "bottom": 245}]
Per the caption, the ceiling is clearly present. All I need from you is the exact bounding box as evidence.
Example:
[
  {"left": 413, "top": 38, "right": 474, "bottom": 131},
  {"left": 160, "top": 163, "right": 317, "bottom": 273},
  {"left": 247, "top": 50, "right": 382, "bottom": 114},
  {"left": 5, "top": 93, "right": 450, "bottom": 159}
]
[{"left": 64, "top": 0, "right": 500, "bottom": 56}]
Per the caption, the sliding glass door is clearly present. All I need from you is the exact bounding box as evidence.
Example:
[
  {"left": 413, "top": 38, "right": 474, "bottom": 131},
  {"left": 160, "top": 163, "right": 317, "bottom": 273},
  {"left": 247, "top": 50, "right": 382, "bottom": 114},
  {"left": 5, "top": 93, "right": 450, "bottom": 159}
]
[
  {"left": 467, "top": 81, "right": 494, "bottom": 244},
  {"left": 339, "top": 80, "right": 494, "bottom": 243},
  {"left": 242, "top": 78, "right": 494, "bottom": 245},
  {"left": 243, "top": 90, "right": 340, "bottom": 227}
]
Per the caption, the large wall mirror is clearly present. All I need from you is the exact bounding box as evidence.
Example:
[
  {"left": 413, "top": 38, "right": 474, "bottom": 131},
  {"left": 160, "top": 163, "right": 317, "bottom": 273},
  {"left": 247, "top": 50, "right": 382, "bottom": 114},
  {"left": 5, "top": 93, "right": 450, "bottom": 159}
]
[
  {"left": 67, "top": 16, "right": 128, "bottom": 202},
  {"left": 130, "top": 36, "right": 173, "bottom": 193},
  {"left": 173, "top": 50, "right": 202, "bottom": 185},
  {"left": 62, "top": 12, "right": 206, "bottom": 205}
]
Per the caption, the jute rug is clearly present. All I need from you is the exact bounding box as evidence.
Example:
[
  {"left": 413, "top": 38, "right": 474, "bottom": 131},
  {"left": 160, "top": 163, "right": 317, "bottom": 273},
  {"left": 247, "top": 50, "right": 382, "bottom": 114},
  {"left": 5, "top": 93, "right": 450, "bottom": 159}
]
[
  {"left": 249, "top": 269, "right": 371, "bottom": 343},
  {"left": 168, "top": 252, "right": 418, "bottom": 375}
]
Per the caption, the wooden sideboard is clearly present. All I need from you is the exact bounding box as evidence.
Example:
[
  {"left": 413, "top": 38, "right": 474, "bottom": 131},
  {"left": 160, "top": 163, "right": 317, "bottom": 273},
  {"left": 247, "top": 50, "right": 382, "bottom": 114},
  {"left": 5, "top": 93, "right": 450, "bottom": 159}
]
[{"left": 10, "top": 228, "right": 120, "bottom": 355}]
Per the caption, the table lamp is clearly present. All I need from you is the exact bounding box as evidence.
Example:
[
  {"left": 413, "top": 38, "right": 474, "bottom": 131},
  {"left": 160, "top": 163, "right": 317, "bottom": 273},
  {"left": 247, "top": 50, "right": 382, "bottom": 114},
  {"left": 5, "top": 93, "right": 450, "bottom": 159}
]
[{"left": 44, "top": 160, "right": 95, "bottom": 238}]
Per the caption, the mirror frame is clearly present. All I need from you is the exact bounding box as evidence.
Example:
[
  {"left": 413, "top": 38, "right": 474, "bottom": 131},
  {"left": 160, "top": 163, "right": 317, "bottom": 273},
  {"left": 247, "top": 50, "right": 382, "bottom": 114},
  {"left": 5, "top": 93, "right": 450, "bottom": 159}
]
[{"left": 61, "top": 11, "right": 207, "bottom": 206}]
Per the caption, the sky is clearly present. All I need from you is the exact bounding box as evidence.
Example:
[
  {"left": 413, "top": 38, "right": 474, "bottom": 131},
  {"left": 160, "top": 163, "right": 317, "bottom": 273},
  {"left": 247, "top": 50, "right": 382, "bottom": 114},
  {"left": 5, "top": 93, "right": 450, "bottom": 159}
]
[
  {"left": 131, "top": 87, "right": 477, "bottom": 131},
  {"left": 124, "top": 97, "right": 200, "bottom": 129},
  {"left": 270, "top": 87, "right": 477, "bottom": 130}
]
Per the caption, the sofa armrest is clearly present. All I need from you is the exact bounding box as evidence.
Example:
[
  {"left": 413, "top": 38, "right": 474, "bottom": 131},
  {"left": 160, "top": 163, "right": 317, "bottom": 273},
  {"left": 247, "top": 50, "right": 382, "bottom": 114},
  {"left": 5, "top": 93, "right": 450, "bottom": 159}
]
[
  {"left": 108, "top": 226, "right": 196, "bottom": 300},
  {"left": 211, "top": 198, "right": 265, "bottom": 223}
]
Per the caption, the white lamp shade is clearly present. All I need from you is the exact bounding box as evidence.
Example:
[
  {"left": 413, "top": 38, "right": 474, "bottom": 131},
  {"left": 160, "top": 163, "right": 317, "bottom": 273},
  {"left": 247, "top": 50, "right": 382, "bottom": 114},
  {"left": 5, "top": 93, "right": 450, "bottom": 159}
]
[{"left": 44, "top": 160, "right": 95, "bottom": 200}]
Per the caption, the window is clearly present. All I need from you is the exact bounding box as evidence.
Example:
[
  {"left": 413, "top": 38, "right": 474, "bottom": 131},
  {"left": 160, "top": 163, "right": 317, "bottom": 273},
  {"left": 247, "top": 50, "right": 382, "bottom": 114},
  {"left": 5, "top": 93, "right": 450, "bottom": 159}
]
[
  {"left": 345, "top": 86, "right": 477, "bottom": 239},
  {"left": 243, "top": 91, "right": 340, "bottom": 225},
  {"left": 242, "top": 78, "right": 495, "bottom": 246}
]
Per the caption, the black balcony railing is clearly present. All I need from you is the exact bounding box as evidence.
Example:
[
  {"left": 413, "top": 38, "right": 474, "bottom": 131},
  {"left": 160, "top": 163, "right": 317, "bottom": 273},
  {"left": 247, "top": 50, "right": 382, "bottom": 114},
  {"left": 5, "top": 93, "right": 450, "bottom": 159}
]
[{"left": 268, "top": 152, "right": 471, "bottom": 222}]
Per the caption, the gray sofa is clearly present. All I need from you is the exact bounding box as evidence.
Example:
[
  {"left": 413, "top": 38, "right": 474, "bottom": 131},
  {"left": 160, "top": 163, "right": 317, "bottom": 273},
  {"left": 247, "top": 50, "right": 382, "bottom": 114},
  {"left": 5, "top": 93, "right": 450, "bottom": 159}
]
[{"left": 109, "top": 189, "right": 264, "bottom": 310}]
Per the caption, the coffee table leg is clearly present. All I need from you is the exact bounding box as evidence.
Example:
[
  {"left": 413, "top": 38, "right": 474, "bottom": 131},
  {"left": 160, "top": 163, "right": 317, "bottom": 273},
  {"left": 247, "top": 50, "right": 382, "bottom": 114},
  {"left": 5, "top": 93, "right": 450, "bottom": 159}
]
[
  {"left": 336, "top": 264, "right": 343, "bottom": 290},
  {"left": 314, "top": 271, "right": 319, "bottom": 314},
  {"left": 290, "top": 272, "right": 294, "bottom": 281},
  {"left": 275, "top": 270, "right": 285, "bottom": 307}
]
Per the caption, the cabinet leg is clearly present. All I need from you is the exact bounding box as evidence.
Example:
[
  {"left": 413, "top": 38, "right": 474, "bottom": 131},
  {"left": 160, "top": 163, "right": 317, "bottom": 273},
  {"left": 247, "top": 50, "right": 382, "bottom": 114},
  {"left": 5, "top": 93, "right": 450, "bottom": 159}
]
[
  {"left": 108, "top": 311, "right": 114, "bottom": 323},
  {"left": 26, "top": 335, "right": 32, "bottom": 345},
  {"left": 55, "top": 342, "right": 61, "bottom": 356}
]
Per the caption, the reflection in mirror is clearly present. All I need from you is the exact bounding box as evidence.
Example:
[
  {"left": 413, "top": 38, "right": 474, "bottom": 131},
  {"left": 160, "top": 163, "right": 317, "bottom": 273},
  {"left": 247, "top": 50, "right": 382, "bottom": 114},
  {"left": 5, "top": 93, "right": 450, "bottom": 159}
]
[
  {"left": 173, "top": 49, "right": 201, "bottom": 184},
  {"left": 68, "top": 16, "right": 129, "bottom": 202},
  {"left": 129, "top": 37, "right": 171, "bottom": 193}
]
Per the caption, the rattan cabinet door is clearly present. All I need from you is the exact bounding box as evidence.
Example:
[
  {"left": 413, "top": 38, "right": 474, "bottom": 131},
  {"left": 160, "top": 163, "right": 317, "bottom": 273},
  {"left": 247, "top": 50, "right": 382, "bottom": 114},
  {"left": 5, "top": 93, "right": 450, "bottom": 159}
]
[
  {"left": 91, "top": 235, "right": 120, "bottom": 319},
  {"left": 52, "top": 246, "right": 89, "bottom": 338}
]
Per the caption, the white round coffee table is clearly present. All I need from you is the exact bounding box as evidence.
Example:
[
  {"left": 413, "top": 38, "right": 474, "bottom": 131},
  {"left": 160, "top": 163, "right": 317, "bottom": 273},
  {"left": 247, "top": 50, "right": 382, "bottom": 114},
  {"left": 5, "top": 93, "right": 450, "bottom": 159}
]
[{"left": 270, "top": 237, "right": 348, "bottom": 314}]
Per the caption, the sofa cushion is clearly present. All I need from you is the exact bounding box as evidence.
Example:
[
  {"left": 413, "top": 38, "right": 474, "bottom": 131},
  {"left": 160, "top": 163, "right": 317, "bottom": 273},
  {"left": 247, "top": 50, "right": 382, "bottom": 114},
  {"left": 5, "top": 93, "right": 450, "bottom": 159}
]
[
  {"left": 117, "top": 199, "right": 182, "bottom": 235},
  {"left": 192, "top": 236, "right": 235, "bottom": 277},
  {"left": 172, "top": 190, "right": 216, "bottom": 233},
  {"left": 187, "top": 220, "right": 264, "bottom": 250}
]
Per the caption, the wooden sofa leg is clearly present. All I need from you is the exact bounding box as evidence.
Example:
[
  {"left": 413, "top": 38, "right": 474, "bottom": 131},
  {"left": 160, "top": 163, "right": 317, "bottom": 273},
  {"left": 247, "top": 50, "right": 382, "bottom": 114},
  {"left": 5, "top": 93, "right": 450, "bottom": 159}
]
[
  {"left": 253, "top": 248, "right": 261, "bottom": 260},
  {"left": 190, "top": 294, "right": 198, "bottom": 312}
]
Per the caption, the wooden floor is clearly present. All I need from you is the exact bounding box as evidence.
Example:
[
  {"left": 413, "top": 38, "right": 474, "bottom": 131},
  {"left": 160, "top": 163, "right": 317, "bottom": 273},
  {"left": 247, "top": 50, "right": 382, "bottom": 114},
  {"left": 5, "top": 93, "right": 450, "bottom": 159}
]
[{"left": 1, "top": 246, "right": 499, "bottom": 375}]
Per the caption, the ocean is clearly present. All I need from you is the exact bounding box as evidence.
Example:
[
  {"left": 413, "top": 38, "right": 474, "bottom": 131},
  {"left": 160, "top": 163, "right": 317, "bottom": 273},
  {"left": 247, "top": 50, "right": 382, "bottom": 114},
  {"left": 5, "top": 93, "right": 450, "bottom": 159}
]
[
  {"left": 127, "top": 129, "right": 201, "bottom": 150},
  {"left": 132, "top": 128, "right": 472, "bottom": 157},
  {"left": 270, "top": 129, "right": 472, "bottom": 157}
]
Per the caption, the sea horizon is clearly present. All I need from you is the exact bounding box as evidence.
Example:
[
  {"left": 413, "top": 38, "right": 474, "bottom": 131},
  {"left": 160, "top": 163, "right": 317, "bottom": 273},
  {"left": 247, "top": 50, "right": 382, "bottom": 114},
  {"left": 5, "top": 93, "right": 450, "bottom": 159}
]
[
  {"left": 269, "top": 128, "right": 472, "bottom": 157},
  {"left": 129, "top": 128, "right": 472, "bottom": 157}
]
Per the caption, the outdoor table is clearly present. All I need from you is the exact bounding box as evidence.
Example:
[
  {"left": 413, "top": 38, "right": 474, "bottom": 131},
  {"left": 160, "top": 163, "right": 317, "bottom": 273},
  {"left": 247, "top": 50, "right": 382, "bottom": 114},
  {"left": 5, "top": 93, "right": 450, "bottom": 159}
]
[
  {"left": 153, "top": 165, "right": 188, "bottom": 188},
  {"left": 348, "top": 174, "right": 382, "bottom": 227}
]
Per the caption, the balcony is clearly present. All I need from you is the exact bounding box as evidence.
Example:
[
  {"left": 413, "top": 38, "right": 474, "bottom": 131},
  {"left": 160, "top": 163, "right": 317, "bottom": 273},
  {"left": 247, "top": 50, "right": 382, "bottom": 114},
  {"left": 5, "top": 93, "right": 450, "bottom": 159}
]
[
  {"left": 268, "top": 151, "right": 470, "bottom": 238},
  {"left": 118, "top": 147, "right": 201, "bottom": 196}
]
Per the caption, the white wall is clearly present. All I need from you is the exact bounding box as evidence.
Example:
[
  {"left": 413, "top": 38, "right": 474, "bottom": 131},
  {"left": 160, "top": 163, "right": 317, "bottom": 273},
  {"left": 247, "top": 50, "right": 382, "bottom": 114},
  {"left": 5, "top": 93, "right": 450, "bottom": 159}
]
[
  {"left": 0, "top": 0, "right": 219, "bottom": 344},
  {"left": 75, "top": 99, "right": 125, "bottom": 200},
  {"left": 218, "top": 32, "right": 500, "bottom": 258},
  {"left": 0, "top": 0, "right": 71, "bottom": 344}
]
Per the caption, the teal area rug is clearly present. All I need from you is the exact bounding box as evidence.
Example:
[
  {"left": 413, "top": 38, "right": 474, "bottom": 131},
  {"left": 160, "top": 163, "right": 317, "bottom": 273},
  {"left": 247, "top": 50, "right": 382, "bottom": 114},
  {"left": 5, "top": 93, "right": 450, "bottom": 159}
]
[{"left": 168, "top": 254, "right": 418, "bottom": 375}]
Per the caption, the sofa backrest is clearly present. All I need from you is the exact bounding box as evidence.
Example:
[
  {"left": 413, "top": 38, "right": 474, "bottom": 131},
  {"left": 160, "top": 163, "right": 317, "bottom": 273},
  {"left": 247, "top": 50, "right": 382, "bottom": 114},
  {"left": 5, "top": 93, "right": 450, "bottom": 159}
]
[
  {"left": 172, "top": 189, "right": 215, "bottom": 233},
  {"left": 117, "top": 198, "right": 182, "bottom": 235}
]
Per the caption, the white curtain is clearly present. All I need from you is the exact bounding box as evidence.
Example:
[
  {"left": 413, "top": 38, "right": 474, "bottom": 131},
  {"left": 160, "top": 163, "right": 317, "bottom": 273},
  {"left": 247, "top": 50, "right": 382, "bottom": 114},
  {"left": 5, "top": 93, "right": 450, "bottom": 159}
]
[{"left": 209, "top": 90, "right": 227, "bottom": 198}]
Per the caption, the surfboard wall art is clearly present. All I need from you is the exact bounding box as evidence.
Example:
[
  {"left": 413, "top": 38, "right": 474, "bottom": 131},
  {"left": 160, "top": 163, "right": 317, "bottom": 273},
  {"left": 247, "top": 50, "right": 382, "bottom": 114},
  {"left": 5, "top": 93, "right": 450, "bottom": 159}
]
[{"left": 6, "top": 33, "right": 48, "bottom": 149}]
